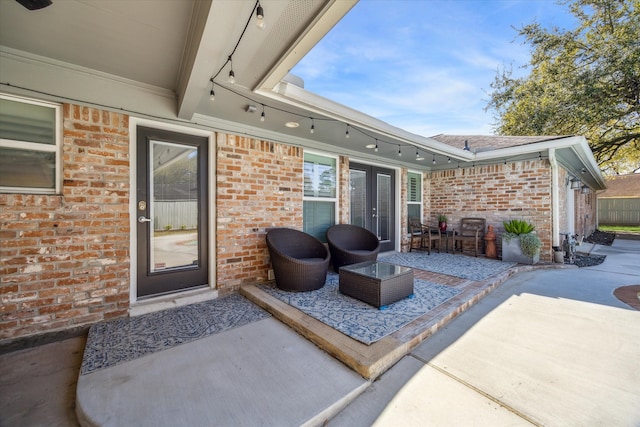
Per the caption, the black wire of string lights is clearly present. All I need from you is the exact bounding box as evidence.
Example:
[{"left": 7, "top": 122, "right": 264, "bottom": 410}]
[{"left": 205, "top": 0, "right": 458, "bottom": 163}]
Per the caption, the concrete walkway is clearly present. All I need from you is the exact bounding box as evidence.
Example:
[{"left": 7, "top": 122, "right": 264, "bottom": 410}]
[
  {"left": 330, "top": 238, "right": 640, "bottom": 426},
  {"left": 2, "top": 238, "right": 639, "bottom": 426}
]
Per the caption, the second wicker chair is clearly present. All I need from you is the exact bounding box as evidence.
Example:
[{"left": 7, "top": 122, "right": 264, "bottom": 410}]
[{"left": 326, "top": 224, "right": 380, "bottom": 270}]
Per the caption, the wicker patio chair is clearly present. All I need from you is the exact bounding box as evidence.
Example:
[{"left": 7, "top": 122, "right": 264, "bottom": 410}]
[
  {"left": 452, "top": 218, "right": 486, "bottom": 257},
  {"left": 326, "top": 224, "right": 380, "bottom": 270},
  {"left": 265, "top": 228, "right": 331, "bottom": 292},
  {"left": 409, "top": 217, "right": 441, "bottom": 254}
]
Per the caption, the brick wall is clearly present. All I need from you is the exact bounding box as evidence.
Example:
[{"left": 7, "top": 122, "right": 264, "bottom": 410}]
[
  {"left": 429, "top": 160, "right": 553, "bottom": 261},
  {"left": 215, "top": 134, "right": 303, "bottom": 292},
  {"left": 1, "top": 104, "right": 130, "bottom": 340}
]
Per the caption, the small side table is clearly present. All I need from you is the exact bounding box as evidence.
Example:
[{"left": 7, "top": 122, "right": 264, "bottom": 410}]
[
  {"left": 339, "top": 261, "right": 414, "bottom": 309},
  {"left": 440, "top": 230, "right": 455, "bottom": 253}
]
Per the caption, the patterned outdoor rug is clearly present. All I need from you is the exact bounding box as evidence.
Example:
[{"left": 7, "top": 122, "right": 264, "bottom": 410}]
[
  {"left": 80, "top": 294, "right": 271, "bottom": 375},
  {"left": 261, "top": 273, "right": 461, "bottom": 345},
  {"left": 379, "top": 252, "right": 516, "bottom": 281}
]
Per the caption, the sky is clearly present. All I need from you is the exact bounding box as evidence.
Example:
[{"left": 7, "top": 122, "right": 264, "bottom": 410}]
[{"left": 291, "top": 0, "right": 579, "bottom": 137}]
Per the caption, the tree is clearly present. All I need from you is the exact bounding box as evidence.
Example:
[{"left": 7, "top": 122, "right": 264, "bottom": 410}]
[{"left": 486, "top": 0, "right": 640, "bottom": 174}]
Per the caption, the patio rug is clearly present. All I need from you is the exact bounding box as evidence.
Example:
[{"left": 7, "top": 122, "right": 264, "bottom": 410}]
[
  {"left": 379, "top": 251, "right": 516, "bottom": 281},
  {"left": 261, "top": 273, "right": 461, "bottom": 345},
  {"left": 80, "top": 294, "right": 271, "bottom": 375}
]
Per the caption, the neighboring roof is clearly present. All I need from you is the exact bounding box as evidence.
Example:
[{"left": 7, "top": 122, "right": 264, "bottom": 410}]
[
  {"left": 430, "top": 134, "right": 571, "bottom": 153},
  {"left": 598, "top": 174, "right": 640, "bottom": 198}
]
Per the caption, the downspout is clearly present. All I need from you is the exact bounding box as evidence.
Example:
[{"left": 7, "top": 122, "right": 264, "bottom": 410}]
[{"left": 549, "top": 148, "right": 560, "bottom": 247}]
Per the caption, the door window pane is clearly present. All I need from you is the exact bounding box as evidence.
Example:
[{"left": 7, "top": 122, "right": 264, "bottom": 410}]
[
  {"left": 377, "top": 173, "right": 391, "bottom": 241},
  {"left": 150, "top": 140, "right": 199, "bottom": 272},
  {"left": 350, "top": 169, "right": 367, "bottom": 227}
]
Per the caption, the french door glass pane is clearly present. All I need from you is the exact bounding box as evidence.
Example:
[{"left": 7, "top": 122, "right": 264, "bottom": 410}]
[
  {"left": 150, "top": 140, "right": 199, "bottom": 272},
  {"left": 377, "top": 173, "right": 391, "bottom": 241},
  {"left": 350, "top": 170, "right": 367, "bottom": 227}
]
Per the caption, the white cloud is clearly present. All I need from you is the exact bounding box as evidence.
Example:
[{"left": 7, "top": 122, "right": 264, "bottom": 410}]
[{"left": 291, "top": 0, "right": 575, "bottom": 136}]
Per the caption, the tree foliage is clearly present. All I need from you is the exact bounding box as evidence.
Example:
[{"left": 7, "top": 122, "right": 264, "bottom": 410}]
[{"left": 486, "top": 0, "right": 640, "bottom": 174}]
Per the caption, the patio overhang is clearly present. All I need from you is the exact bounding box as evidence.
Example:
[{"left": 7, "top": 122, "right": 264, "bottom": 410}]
[{"left": 0, "top": 0, "right": 606, "bottom": 182}]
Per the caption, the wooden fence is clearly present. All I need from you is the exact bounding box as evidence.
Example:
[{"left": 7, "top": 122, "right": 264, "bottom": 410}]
[
  {"left": 598, "top": 198, "right": 640, "bottom": 225},
  {"left": 153, "top": 200, "right": 198, "bottom": 231}
]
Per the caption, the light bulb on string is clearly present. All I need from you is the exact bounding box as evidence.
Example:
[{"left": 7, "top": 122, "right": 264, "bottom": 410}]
[
  {"left": 256, "top": 2, "right": 265, "bottom": 29},
  {"left": 345, "top": 124, "right": 350, "bottom": 139},
  {"left": 310, "top": 118, "right": 315, "bottom": 134},
  {"left": 260, "top": 105, "right": 265, "bottom": 122},
  {"left": 398, "top": 146, "right": 402, "bottom": 157},
  {"left": 228, "top": 56, "right": 236, "bottom": 84},
  {"left": 209, "top": 79, "right": 215, "bottom": 101}
]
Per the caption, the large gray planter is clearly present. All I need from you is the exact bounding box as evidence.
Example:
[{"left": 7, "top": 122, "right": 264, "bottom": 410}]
[{"left": 502, "top": 237, "right": 540, "bottom": 264}]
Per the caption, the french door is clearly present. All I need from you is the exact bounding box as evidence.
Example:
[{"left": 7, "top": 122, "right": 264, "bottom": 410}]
[
  {"left": 349, "top": 162, "right": 396, "bottom": 252},
  {"left": 136, "top": 126, "right": 209, "bottom": 298}
]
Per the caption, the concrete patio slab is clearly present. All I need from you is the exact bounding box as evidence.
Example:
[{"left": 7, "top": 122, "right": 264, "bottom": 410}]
[
  {"left": 332, "top": 240, "right": 640, "bottom": 426},
  {"left": 328, "top": 356, "right": 533, "bottom": 426},
  {"left": 76, "top": 317, "right": 368, "bottom": 427}
]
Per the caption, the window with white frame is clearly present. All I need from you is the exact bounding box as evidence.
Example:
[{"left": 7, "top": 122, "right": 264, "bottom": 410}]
[
  {"left": 303, "top": 152, "right": 337, "bottom": 242},
  {"left": 0, "top": 95, "right": 61, "bottom": 194},
  {"left": 407, "top": 171, "right": 422, "bottom": 231}
]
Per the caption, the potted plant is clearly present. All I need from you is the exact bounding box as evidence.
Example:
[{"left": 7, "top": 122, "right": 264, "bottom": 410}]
[
  {"left": 501, "top": 219, "right": 541, "bottom": 264},
  {"left": 438, "top": 215, "right": 448, "bottom": 232}
]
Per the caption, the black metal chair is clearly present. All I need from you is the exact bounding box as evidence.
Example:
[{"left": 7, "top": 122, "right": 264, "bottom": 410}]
[
  {"left": 326, "top": 224, "right": 380, "bottom": 270},
  {"left": 265, "top": 228, "right": 330, "bottom": 292}
]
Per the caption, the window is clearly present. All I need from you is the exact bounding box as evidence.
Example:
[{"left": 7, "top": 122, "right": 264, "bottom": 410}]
[
  {"left": 0, "top": 95, "right": 61, "bottom": 194},
  {"left": 407, "top": 171, "right": 422, "bottom": 231},
  {"left": 303, "top": 152, "right": 337, "bottom": 242}
]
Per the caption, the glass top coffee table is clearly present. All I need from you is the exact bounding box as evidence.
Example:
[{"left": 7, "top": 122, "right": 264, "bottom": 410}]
[{"left": 339, "top": 261, "right": 414, "bottom": 309}]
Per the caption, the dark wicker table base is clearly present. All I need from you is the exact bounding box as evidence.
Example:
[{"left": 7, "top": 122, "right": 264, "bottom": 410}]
[{"left": 339, "top": 261, "right": 414, "bottom": 309}]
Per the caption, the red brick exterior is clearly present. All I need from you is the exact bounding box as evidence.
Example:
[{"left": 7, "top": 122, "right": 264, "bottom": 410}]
[
  {"left": 429, "top": 160, "right": 554, "bottom": 261},
  {"left": 0, "top": 102, "right": 599, "bottom": 342},
  {"left": 1, "top": 104, "right": 130, "bottom": 340},
  {"left": 215, "top": 134, "right": 303, "bottom": 292}
]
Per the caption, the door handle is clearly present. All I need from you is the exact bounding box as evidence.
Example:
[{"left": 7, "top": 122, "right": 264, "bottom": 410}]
[{"left": 138, "top": 216, "right": 152, "bottom": 223}]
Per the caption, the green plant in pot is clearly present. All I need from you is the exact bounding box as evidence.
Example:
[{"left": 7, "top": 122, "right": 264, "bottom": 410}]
[
  {"left": 502, "top": 219, "right": 541, "bottom": 264},
  {"left": 438, "top": 215, "right": 448, "bottom": 232}
]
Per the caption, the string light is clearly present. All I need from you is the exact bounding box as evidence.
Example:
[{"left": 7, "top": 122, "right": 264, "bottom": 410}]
[
  {"left": 432, "top": 155, "right": 436, "bottom": 165},
  {"left": 228, "top": 56, "right": 235, "bottom": 84},
  {"left": 260, "top": 104, "right": 265, "bottom": 122},
  {"left": 345, "top": 124, "right": 350, "bottom": 138},
  {"left": 310, "top": 118, "right": 315, "bottom": 134},
  {"left": 447, "top": 157, "right": 451, "bottom": 164},
  {"left": 416, "top": 148, "right": 424, "bottom": 161},
  {"left": 255, "top": 2, "right": 265, "bottom": 29},
  {"left": 374, "top": 139, "right": 378, "bottom": 152},
  {"left": 398, "top": 146, "right": 402, "bottom": 157},
  {"left": 209, "top": 78, "right": 215, "bottom": 101}
]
